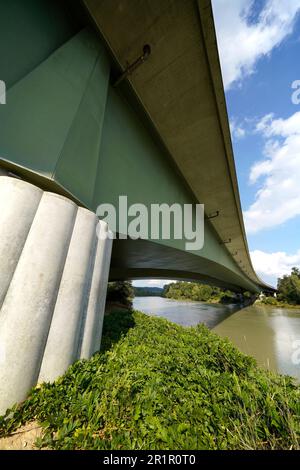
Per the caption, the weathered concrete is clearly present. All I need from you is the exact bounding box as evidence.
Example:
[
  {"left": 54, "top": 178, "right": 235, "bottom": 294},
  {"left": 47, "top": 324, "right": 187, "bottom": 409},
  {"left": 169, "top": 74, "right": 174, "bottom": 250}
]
[
  {"left": 38, "top": 208, "right": 98, "bottom": 383},
  {"left": 0, "top": 177, "right": 113, "bottom": 414},
  {"left": 80, "top": 222, "right": 113, "bottom": 359},
  {"left": 0, "top": 177, "right": 43, "bottom": 309}
]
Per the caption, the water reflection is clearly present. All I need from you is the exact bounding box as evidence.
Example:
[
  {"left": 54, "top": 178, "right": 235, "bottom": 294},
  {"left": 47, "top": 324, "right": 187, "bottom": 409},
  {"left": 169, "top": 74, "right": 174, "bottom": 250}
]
[{"left": 215, "top": 305, "right": 300, "bottom": 380}]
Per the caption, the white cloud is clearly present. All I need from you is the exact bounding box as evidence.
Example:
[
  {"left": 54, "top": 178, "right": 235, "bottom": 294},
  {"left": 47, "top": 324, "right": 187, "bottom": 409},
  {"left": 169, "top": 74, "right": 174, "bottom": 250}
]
[
  {"left": 255, "top": 111, "right": 300, "bottom": 137},
  {"left": 251, "top": 249, "right": 300, "bottom": 279},
  {"left": 230, "top": 119, "right": 246, "bottom": 140},
  {"left": 212, "top": 0, "right": 300, "bottom": 89},
  {"left": 244, "top": 111, "right": 300, "bottom": 233},
  {"left": 132, "top": 279, "right": 175, "bottom": 288},
  {"left": 255, "top": 113, "right": 275, "bottom": 135}
]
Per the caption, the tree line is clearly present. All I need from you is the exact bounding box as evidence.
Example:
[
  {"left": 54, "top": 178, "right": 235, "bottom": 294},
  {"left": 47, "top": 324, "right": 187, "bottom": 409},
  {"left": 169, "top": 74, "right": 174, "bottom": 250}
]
[
  {"left": 105, "top": 267, "right": 300, "bottom": 308},
  {"left": 162, "top": 282, "right": 243, "bottom": 304},
  {"left": 272, "top": 267, "right": 300, "bottom": 305}
]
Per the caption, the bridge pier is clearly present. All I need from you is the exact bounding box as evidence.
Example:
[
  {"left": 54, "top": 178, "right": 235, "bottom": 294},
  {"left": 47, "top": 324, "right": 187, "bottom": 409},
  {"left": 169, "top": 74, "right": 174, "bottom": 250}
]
[{"left": 0, "top": 176, "right": 113, "bottom": 415}]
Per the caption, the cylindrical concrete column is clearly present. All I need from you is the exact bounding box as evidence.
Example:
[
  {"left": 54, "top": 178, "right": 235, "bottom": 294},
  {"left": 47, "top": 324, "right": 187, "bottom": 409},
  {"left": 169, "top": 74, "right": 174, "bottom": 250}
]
[
  {"left": 38, "top": 208, "right": 98, "bottom": 383},
  {"left": 91, "top": 228, "right": 113, "bottom": 354},
  {"left": 80, "top": 222, "right": 113, "bottom": 359},
  {"left": 0, "top": 189, "right": 77, "bottom": 414},
  {"left": 0, "top": 177, "right": 43, "bottom": 309},
  {"left": 0, "top": 177, "right": 113, "bottom": 414}
]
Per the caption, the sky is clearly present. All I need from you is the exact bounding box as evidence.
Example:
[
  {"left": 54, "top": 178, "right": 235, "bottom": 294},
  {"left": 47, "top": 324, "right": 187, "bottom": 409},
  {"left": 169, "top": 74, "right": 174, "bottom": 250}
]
[{"left": 134, "top": 0, "right": 300, "bottom": 289}]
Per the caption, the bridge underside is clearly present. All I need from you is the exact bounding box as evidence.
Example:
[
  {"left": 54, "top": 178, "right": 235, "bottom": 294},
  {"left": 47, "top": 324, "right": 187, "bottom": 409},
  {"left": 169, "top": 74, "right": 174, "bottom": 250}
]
[
  {"left": 111, "top": 239, "right": 259, "bottom": 293},
  {"left": 0, "top": 0, "right": 266, "bottom": 293}
]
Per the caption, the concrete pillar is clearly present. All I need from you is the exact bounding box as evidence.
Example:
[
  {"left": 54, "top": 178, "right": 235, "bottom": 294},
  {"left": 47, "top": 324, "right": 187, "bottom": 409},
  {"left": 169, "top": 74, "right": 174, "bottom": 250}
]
[
  {"left": 0, "top": 177, "right": 113, "bottom": 414},
  {"left": 91, "top": 228, "right": 113, "bottom": 354},
  {"left": 38, "top": 208, "right": 98, "bottom": 383},
  {"left": 0, "top": 177, "right": 43, "bottom": 309},
  {"left": 80, "top": 222, "right": 113, "bottom": 359}
]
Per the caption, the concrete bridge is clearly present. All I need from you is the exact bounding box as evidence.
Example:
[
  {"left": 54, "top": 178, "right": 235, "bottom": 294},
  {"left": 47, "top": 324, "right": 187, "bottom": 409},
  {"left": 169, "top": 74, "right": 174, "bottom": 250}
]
[{"left": 0, "top": 0, "right": 270, "bottom": 414}]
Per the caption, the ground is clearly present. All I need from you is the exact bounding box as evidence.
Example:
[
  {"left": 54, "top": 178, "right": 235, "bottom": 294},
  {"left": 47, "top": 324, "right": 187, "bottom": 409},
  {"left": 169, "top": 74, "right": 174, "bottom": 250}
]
[{"left": 0, "top": 422, "right": 42, "bottom": 450}]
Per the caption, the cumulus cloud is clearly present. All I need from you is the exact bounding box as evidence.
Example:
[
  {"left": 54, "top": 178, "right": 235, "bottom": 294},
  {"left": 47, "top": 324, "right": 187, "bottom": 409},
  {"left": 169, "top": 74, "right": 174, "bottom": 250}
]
[
  {"left": 251, "top": 249, "right": 300, "bottom": 279},
  {"left": 244, "top": 111, "right": 300, "bottom": 233},
  {"left": 212, "top": 0, "right": 300, "bottom": 89},
  {"left": 255, "top": 111, "right": 300, "bottom": 138},
  {"left": 132, "top": 279, "right": 175, "bottom": 288},
  {"left": 230, "top": 119, "right": 246, "bottom": 140}
]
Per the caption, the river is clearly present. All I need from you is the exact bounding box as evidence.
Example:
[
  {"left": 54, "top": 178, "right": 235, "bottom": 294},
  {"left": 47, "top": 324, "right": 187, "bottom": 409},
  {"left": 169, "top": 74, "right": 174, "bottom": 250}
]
[{"left": 133, "top": 296, "right": 300, "bottom": 381}]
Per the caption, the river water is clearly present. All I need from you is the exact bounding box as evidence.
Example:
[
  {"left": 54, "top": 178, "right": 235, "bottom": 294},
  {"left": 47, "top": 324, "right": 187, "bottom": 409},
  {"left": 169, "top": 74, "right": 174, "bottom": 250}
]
[{"left": 133, "top": 296, "right": 300, "bottom": 380}]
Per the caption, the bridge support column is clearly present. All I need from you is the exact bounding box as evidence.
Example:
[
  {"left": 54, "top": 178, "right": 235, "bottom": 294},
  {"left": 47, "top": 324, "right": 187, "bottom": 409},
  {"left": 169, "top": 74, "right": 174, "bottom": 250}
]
[{"left": 0, "top": 176, "right": 113, "bottom": 415}]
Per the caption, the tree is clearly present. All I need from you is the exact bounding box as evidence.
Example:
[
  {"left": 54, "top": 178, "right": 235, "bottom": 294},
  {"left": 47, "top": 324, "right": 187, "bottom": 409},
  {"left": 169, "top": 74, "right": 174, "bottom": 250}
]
[
  {"left": 106, "top": 281, "right": 134, "bottom": 308},
  {"left": 277, "top": 267, "right": 300, "bottom": 304},
  {"left": 162, "top": 281, "right": 231, "bottom": 302},
  {"left": 291, "top": 267, "right": 300, "bottom": 278}
]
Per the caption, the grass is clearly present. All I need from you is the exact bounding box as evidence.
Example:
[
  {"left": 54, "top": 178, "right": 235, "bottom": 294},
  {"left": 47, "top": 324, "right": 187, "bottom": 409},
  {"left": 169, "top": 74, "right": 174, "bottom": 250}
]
[{"left": 0, "top": 310, "right": 299, "bottom": 450}]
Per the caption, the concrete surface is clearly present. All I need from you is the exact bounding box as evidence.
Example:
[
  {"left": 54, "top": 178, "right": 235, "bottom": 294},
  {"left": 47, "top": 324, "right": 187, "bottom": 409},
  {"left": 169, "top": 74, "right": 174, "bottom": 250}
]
[{"left": 0, "top": 177, "right": 113, "bottom": 414}]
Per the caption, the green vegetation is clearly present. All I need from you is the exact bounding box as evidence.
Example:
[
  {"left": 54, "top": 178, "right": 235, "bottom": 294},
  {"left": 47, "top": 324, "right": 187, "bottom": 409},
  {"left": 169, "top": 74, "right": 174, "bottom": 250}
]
[
  {"left": 277, "top": 267, "right": 300, "bottom": 305},
  {"left": 133, "top": 286, "right": 163, "bottom": 297},
  {"left": 258, "top": 297, "right": 300, "bottom": 309},
  {"left": 1, "top": 310, "right": 299, "bottom": 450},
  {"left": 258, "top": 267, "right": 300, "bottom": 308},
  {"left": 163, "top": 281, "right": 242, "bottom": 304},
  {"left": 106, "top": 281, "right": 134, "bottom": 308},
  {"left": 259, "top": 296, "right": 280, "bottom": 306}
]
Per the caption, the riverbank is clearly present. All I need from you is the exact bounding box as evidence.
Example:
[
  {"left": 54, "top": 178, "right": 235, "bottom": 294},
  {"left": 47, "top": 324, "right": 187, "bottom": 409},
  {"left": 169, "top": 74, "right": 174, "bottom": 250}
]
[
  {"left": 163, "top": 296, "right": 221, "bottom": 304},
  {"left": 162, "top": 281, "right": 243, "bottom": 305},
  {"left": 165, "top": 295, "right": 300, "bottom": 310},
  {"left": 163, "top": 295, "right": 254, "bottom": 308},
  {"left": 255, "top": 299, "right": 300, "bottom": 310},
  {"left": 0, "top": 310, "right": 299, "bottom": 450},
  {"left": 133, "top": 297, "right": 300, "bottom": 380}
]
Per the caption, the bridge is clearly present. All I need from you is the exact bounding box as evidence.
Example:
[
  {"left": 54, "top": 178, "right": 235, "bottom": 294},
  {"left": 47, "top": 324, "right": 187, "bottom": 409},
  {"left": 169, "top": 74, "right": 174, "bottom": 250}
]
[{"left": 0, "top": 0, "right": 270, "bottom": 414}]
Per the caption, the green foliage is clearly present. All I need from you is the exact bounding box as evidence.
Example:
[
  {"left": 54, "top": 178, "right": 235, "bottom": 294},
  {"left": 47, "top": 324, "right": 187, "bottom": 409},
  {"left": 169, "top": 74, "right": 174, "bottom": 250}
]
[
  {"left": 243, "top": 291, "right": 252, "bottom": 299},
  {"left": 163, "top": 281, "right": 220, "bottom": 302},
  {"left": 106, "top": 281, "right": 134, "bottom": 308},
  {"left": 1, "top": 311, "right": 299, "bottom": 450},
  {"left": 277, "top": 267, "right": 300, "bottom": 305},
  {"left": 261, "top": 296, "right": 278, "bottom": 306},
  {"left": 163, "top": 281, "right": 240, "bottom": 304}
]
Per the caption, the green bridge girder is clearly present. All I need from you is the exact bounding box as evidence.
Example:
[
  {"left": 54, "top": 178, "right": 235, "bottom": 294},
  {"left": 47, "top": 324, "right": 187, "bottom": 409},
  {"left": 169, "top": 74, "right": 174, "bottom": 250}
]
[{"left": 0, "top": 0, "right": 270, "bottom": 293}]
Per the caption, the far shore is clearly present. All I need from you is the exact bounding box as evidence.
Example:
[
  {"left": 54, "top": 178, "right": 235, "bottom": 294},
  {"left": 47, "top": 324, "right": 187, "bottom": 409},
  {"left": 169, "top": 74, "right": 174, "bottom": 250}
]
[
  {"left": 136, "top": 295, "right": 300, "bottom": 311},
  {"left": 255, "top": 300, "right": 300, "bottom": 310}
]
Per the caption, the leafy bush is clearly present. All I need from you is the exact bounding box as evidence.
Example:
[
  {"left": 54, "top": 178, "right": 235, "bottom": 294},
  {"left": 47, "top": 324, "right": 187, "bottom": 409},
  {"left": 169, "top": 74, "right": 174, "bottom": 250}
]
[
  {"left": 0, "top": 311, "right": 299, "bottom": 450},
  {"left": 106, "top": 281, "right": 134, "bottom": 308},
  {"left": 261, "top": 296, "right": 278, "bottom": 305}
]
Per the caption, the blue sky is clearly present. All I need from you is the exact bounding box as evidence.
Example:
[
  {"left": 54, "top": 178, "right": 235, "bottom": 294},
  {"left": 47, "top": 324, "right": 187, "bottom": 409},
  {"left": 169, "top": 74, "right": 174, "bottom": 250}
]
[{"left": 134, "top": 0, "right": 300, "bottom": 289}]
